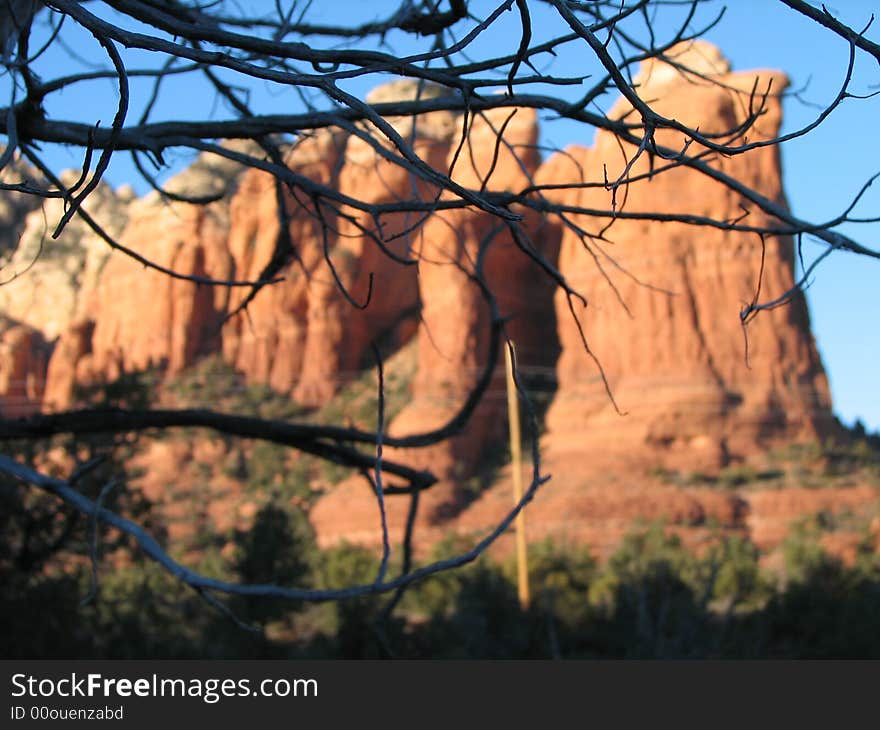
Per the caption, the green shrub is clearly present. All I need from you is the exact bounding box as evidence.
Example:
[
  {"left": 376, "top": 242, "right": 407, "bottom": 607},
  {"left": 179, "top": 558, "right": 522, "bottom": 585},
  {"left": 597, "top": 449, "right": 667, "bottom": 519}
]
[
  {"left": 705, "top": 535, "right": 768, "bottom": 608},
  {"left": 781, "top": 519, "right": 838, "bottom": 586},
  {"left": 233, "top": 503, "right": 314, "bottom": 623},
  {"left": 504, "top": 538, "right": 596, "bottom": 629}
]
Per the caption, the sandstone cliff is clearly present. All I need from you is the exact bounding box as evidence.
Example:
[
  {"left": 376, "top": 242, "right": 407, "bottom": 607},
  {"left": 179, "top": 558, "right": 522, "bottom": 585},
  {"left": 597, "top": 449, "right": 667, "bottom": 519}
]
[
  {"left": 0, "top": 163, "right": 131, "bottom": 412},
  {"left": 540, "top": 41, "right": 833, "bottom": 473},
  {"left": 0, "top": 45, "right": 856, "bottom": 562},
  {"left": 311, "top": 43, "right": 842, "bottom": 552},
  {"left": 42, "top": 149, "right": 249, "bottom": 408},
  {"left": 222, "top": 131, "right": 344, "bottom": 400},
  {"left": 387, "top": 105, "right": 556, "bottom": 482},
  {"left": 0, "top": 316, "right": 50, "bottom": 417}
]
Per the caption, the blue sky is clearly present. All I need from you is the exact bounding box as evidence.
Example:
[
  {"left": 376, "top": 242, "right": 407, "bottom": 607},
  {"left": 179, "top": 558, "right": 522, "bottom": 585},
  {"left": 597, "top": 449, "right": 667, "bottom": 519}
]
[
  {"left": 703, "top": 1, "right": 880, "bottom": 433},
  {"left": 16, "top": 1, "right": 880, "bottom": 430}
]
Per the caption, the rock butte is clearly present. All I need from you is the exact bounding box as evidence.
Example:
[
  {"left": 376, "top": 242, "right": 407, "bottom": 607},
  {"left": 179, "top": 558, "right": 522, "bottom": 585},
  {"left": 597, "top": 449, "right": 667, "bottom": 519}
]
[{"left": 0, "top": 43, "right": 869, "bottom": 560}]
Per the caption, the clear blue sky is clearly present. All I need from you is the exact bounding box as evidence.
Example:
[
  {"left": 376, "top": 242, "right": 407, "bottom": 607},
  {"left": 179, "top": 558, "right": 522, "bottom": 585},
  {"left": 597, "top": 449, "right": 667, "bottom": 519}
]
[
  {"left": 18, "top": 1, "right": 880, "bottom": 431},
  {"left": 704, "top": 2, "right": 880, "bottom": 434}
]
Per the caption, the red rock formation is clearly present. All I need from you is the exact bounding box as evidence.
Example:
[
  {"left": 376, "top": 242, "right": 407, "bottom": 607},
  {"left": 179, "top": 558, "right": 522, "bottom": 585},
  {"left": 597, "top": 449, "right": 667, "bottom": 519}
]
[
  {"left": 313, "top": 43, "right": 840, "bottom": 556},
  {"left": 456, "top": 467, "right": 750, "bottom": 560},
  {"left": 0, "top": 50, "right": 852, "bottom": 566},
  {"left": 0, "top": 176, "right": 131, "bottom": 342},
  {"left": 387, "top": 105, "right": 555, "bottom": 483},
  {"left": 42, "top": 320, "right": 94, "bottom": 411},
  {"left": 310, "top": 473, "right": 420, "bottom": 550},
  {"left": 43, "top": 154, "right": 241, "bottom": 408},
  {"left": 290, "top": 123, "right": 437, "bottom": 407},
  {"left": 222, "top": 131, "right": 343, "bottom": 396},
  {"left": 747, "top": 485, "right": 877, "bottom": 549},
  {"left": 222, "top": 85, "right": 457, "bottom": 407},
  {"left": 0, "top": 172, "right": 130, "bottom": 412},
  {"left": 91, "top": 206, "right": 224, "bottom": 372},
  {"left": 540, "top": 41, "right": 834, "bottom": 474},
  {"left": 310, "top": 101, "right": 560, "bottom": 536},
  {"left": 0, "top": 318, "right": 50, "bottom": 417}
]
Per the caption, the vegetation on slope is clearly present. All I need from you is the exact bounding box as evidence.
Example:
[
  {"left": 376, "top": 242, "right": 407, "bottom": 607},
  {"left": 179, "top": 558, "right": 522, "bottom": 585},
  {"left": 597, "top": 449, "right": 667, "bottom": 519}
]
[{"left": 2, "top": 355, "right": 879, "bottom": 658}]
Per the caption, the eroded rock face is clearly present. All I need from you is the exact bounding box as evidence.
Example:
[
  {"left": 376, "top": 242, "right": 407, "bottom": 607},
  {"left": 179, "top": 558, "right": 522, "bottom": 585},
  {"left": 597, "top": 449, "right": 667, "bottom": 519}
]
[
  {"left": 221, "top": 132, "right": 344, "bottom": 398},
  {"left": 311, "top": 104, "right": 560, "bottom": 533},
  {"left": 0, "top": 317, "right": 50, "bottom": 417},
  {"left": 387, "top": 106, "right": 557, "bottom": 486},
  {"left": 43, "top": 152, "right": 245, "bottom": 408},
  {"left": 90, "top": 205, "right": 221, "bottom": 375},
  {"left": 540, "top": 42, "right": 833, "bottom": 473},
  {"left": 0, "top": 164, "right": 133, "bottom": 411},
  {"left": 222, "top": 85, "right": 459, "bottom": 407},
  {"left": 42, "top": 319, "right": 94, "bottom": 410},
  {"left": 313, "top": 43, "right": 839, "bottom": 553},
  {"left": 289, "top": 126, "right": 439, "bottom": 407},
  {"left": 0, "top": 50, "right": 846, "bottom": 563},
  {"left": 0, "top": 174, "right": 130, "bottom": 341}
]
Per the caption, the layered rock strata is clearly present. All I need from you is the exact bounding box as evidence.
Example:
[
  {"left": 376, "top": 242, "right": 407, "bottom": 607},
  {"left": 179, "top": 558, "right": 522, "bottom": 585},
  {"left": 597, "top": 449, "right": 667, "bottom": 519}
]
[
  {"left": 312, "top": 43, "right": 839, "bottom": 550},
  {"left": 0, "top": 47, "right": 848, "bottom": 560},
  {"left": 42, "top": 152, "right": 243, "bottom": 408},
  {"left": 540, "top": 41, "right": 833, "bottom": 473}
]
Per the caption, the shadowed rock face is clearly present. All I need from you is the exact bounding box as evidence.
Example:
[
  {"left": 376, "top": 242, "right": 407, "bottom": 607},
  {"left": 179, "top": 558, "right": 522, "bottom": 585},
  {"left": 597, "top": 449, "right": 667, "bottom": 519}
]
[
  {"left": 0, "top": 153, "right": 42, "bottom": 257},
  {"left": 387, "top": 106, "right": 557, "bottom": 485},
  {"left": 0, "top": 317, "right": 50, "bottom": 418}
]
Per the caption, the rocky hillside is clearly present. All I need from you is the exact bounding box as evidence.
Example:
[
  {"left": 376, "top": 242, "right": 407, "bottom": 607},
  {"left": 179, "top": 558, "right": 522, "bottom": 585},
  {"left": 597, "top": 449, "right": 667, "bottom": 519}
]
[{"left": 1, "top": 42, "right": 875, "bottom": 562}]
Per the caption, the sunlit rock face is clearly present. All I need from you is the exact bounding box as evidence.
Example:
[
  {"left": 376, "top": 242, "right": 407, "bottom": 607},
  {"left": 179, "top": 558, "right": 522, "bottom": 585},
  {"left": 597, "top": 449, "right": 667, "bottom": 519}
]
[
  {"left": 0, "top": 47, "right": 842, "bottom": 559},
  {"left": 0, "top": 173, "right": 130, "bottom": 343},
  {"left": 43, "top": 152, "right": 245, "bottom": 409},
  {"left": 0, "top": 164, "right": 133, "bottom": 411},
  {"left": 540, "top": 41, "right": 833, "bottom": 475},
  {"left": 221, "top": 131, "right": 347, "bottom": 402},
  {"left": 221, "top": 81, "right": 459, "bottom": 408},
  {"left": 313, "top": 43, "right": 837, "bottom": 553},
  {"left": 387, "top": 105, "right": 552, "bottom": 483}
]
